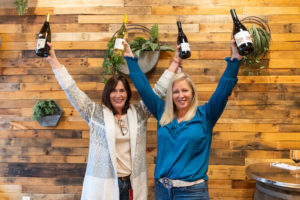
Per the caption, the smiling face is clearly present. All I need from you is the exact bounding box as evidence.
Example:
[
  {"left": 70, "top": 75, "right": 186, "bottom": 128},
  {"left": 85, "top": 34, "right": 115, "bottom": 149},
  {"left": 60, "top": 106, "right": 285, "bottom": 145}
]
[
  {"left": 110, "top": 80, "right": 128, "bottom": 114},
  {"left": 172, "top": 79, "right": 193, "bottom": 113}
]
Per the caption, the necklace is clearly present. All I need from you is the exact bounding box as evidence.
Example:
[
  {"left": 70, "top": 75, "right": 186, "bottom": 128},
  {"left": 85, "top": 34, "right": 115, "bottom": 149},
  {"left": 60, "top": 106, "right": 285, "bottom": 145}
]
[{"left": 115, "top": 116, "right": 128, "bottom": 136}]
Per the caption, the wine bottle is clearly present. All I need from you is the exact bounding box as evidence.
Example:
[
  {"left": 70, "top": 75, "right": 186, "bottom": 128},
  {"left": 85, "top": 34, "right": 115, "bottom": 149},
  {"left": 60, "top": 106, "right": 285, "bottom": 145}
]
[
  {"left": 113, "top": 14, "right": 128, "bottom": 56},
  {"left": 177, "top": 21, "right": 191, "bottom": 59},
  {"left": 230, "top": 9, "right": 254, "bottom": 56},
  {"left": 36, "top": 13, "right": 51, "bottom": 57}
]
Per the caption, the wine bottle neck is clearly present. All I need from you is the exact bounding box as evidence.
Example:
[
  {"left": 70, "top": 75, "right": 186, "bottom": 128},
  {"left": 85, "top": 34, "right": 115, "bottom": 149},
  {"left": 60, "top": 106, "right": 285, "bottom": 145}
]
[
  {"left": 46, "top": 13, "right": 50, "bottom": 22},
  {"left": 230, "top": 9, "right": 239, "bottom": 21},
  {"left": 177, "top": 21, "right": 183, "bottom": 32},
  {"left": 123, "top": 14, "right": 128, "bottom": 24}
]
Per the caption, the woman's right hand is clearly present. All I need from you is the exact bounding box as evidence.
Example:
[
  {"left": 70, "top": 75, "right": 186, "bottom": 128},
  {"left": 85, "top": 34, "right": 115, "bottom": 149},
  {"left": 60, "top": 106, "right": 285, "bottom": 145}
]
[
  {"left": 45, "top": 42, "right": 63, "bottom": 69},
  {"left": 230, "top": 39, "right": 243, "bottom": 61},
  {"left": 122, "top": 41, "right": 135, "bottom": 58}
]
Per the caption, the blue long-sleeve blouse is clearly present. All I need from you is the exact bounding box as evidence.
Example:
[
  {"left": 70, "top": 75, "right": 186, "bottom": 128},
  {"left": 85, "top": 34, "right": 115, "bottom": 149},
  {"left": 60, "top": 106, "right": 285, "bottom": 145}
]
[{"left": 126, "top": 56, "right": 240, "bottom": 182}]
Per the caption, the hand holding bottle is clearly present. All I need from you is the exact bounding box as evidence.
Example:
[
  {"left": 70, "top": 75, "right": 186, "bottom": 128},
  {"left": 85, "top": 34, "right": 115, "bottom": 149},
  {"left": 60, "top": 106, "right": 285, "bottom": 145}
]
[
  {"left": 44, "top": 42, "right": 63, "bottom": 69},
  {"left": 173, "top": 45, "right": 182, "bottom": 63},
  {"left": 230, "top": 39, "right": 243, "bottom": 61},
  {"left": 122, "top": 41, "right": 135, "bottom": 58},
  {"left": 171, "top": 45, "right": 182, "bottom": 73}
]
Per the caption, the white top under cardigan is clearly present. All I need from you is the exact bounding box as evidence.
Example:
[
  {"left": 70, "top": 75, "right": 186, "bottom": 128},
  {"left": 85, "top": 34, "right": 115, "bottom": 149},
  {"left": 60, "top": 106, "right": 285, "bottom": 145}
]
[
  {"left": 53, "top": 66, "right": 174, "bottom": 200},
  {"left": 115, "top": 114, "right": 132, "bottom": 177}
]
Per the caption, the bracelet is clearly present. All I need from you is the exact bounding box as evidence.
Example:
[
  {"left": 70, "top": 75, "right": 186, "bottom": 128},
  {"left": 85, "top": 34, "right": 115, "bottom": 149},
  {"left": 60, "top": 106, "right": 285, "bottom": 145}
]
[{"left": 173, "top": 58, "right": 180, "bottom": 64}]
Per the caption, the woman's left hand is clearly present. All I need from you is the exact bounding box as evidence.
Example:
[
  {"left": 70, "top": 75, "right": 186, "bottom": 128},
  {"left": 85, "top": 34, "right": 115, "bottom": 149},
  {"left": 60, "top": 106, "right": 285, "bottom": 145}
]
[
  {"left": 166, "top": 45, "right": 182, "bottom": 73},
  {"left": 122, "top": 41, "right": 135, "bottom": 58},
  {"left": 173, "top": 45, "right": 182, "bottom": 64}
]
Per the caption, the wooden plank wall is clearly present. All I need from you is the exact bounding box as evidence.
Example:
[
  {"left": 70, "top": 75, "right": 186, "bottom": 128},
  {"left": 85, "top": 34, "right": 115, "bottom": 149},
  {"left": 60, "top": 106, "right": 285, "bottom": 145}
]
[{"left": 0, "top": 0, "right": 299, "bottom": 199}]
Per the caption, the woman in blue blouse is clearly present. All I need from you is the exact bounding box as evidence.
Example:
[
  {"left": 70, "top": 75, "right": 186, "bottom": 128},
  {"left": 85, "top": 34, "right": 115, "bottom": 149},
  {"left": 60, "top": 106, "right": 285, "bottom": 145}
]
[{"left": 123, "top": 40, "right": 242, "bottom": 200}]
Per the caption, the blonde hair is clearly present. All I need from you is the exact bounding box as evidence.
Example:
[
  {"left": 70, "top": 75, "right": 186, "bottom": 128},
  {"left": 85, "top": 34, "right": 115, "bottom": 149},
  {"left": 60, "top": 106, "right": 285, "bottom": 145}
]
[{"left": 160, "top": 73, "right": 198, "bottom": 126}]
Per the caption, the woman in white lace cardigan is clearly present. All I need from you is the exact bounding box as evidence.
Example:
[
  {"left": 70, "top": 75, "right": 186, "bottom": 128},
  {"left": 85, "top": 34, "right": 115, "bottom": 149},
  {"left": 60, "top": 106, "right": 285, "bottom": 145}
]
[{"left": 45, "top": 43, "right": 181, "bottom": 200}]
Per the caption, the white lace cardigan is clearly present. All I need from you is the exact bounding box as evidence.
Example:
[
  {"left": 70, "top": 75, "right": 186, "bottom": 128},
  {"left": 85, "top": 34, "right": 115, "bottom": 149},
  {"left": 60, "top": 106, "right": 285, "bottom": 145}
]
[{"left": 53, "top": 66, "right": 174, "bottom": 200}]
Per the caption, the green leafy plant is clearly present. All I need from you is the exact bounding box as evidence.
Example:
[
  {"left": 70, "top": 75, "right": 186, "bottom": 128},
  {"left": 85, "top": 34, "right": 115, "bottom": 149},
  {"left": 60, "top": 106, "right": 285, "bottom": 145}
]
[
  {"left": 129, "top": 24, "right": 174, "bottom": 57},
  {"left": 14, "top": 0, "right": 28, "bottom": 16},
  {"left": 242, "top": 25, "right": 271, "bottom": 75},
  {"left": 102, "top": 24, "right": 174, "bottom": 82},
  {"left": 102, "top": 36, "right": 125, "bottom": 83},
  {"left": 33, "top": 100, "right": 61, "bottom": 121}
]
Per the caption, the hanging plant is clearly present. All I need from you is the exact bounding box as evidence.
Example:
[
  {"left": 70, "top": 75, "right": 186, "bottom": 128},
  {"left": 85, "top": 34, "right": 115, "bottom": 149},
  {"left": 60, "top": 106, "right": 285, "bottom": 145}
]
[
  {"left": 102, "top": 24, "right": 174, "bottom": 83},
  {"left": 241, "top": 16, "right": 271, "bottom": 75},
  {"left": 101, "top": 36, "right": 125, "bottom": 83},
  {"left": 129, "top": 24, "right": 174, "bottom": 57},
  {"left": 14, "top": 0, "right": 28, "bottom": 16}
]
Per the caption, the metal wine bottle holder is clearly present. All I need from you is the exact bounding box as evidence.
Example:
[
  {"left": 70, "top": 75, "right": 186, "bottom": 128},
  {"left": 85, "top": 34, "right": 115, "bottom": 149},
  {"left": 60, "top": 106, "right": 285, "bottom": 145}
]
[
  {"left": 112, "top": 24, "right": 161, "bottom": 75},
  {"left": 239, "top": 16, "right": 271, "bottom": 76},
  {"left": 241, "top": 16, "right": 271, "bottom": 37}
]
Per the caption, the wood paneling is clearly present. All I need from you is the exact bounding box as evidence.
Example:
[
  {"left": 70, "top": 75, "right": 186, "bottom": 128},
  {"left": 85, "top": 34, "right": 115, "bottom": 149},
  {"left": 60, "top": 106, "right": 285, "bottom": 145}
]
[{"left": 0, "top": 0, "right": 299, "bottom": 199}]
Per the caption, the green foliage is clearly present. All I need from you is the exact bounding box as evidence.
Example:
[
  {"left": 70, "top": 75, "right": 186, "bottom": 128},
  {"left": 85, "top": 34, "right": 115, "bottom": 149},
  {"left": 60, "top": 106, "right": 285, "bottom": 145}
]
[
  {"left": 242, "top": 25, "right": 270, "bottom": 75},
  {"left": 102, "top": 36, "right": 125, "bottom": 83},
  {"left": 102, "top": 24, "right": 174, "bottom": 81},
  {"left": 150, "top": 24, "right": 159, "bottom": 41},
  {"left": 14, "top": 0, "right": 28, "bottom": 16},
  {"left": 129, "top": 24, "right": 174, "bottom": 57},
  {"left": 33, "top": 100, "right": 60, "bottom": 121},
  {"left": 129, "top": 37, "right": 148, "bottom": 57}
]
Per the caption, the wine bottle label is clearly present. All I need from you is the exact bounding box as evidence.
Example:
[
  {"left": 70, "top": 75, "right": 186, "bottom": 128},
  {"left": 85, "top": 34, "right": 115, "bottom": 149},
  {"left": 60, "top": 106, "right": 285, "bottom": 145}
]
[
  {"left": 180, "top": 42, "right": 190, "bottom": 51},
  {"left": 36, "top": 38, "right": 46, "bottom": 50},
  {"left": 114, "top": 38, "right": 125, "bottom": 50},
  {"left": 234, "top": 31, "right": 252, "bottom": 46}
]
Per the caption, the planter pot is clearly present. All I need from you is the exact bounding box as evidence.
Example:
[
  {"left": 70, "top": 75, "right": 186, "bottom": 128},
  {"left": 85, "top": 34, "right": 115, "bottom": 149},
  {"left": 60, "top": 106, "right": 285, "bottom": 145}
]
[
  {"left": 119, "top": 50, "right": 160, "bottom": 75},
  {"left": 37, "top": 101, "right": 64, "bottom": 127},
  {"left": 111, "top": 24, "right": 161, "bottom": 75}
]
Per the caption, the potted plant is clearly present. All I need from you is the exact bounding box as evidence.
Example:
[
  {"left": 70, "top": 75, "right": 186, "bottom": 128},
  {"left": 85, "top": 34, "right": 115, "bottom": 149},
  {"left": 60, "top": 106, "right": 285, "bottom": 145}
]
[
  {"left": 241, "top": 16, "right": 271, "bottom": 75},
  {"left": 33, "top": 100, "right": 64, "bottom": 127},
  {"left": 14, "top": 0, "right": 28, "bottom": 16},
  {"left": 128, "top": 24, "right": 174, "bottom": 57},
  {"left": 102, "top": 24, "right": 174, "bottom": 81}
]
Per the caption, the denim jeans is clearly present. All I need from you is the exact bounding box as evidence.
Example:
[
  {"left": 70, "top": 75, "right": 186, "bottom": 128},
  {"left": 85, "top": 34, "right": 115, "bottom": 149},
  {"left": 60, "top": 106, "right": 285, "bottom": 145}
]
[
  {"left": 118, "top": 178, "right": 132, "bottom": 200},
  {"left": 155, "top": 179, "right": 209, "bottom": 200}
]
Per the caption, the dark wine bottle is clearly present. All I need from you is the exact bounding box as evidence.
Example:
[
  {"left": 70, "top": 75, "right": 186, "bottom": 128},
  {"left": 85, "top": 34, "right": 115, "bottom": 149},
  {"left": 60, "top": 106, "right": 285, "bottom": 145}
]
[
  {"left": 177, "top": 21, "right": 191, "bottom": 59},
  {"left": 36, "top": 13, "right": 51, "bottom": 57},
  {"left": 230, "top": 9, "right": 254, "bottom": 56}
]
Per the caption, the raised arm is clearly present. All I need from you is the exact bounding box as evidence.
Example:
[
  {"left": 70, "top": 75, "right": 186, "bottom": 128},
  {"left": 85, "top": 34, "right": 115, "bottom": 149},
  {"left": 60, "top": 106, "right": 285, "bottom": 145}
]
[
  {"left": 123, "top": 42, "right": 181, "bottom": 76},
  {"left": 152, "top": 45, "right": 181, "bottom": 98},
  {"left": 45, "top": 43, "right": 96, "bottom": 123},
  {"left": 123, "top": 42, "right": 181, "bottom": 119},
  {"left": 204, "top": 39, "right": 242, "bottom": 125}
]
